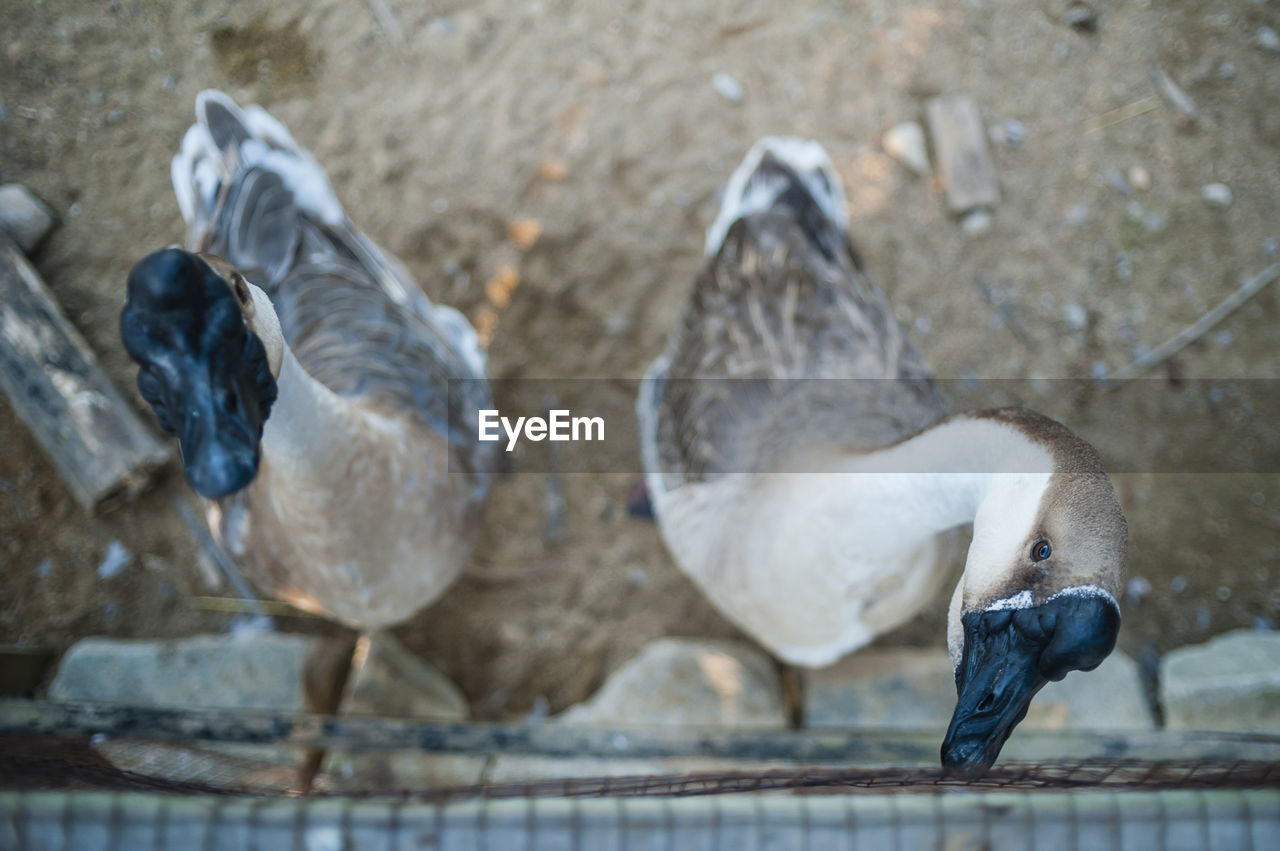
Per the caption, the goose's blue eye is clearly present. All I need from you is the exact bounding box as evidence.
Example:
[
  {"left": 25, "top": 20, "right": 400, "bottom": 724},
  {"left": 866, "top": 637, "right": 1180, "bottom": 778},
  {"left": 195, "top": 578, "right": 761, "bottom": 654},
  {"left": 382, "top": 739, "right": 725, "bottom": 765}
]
[{"left": 1031, "top": 539, "right": 1052, "bottom": 562}]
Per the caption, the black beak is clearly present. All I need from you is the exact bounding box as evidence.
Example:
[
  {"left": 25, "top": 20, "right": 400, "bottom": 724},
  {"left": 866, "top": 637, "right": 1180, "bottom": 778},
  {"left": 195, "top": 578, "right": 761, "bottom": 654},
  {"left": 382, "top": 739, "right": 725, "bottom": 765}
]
[
  {"left": 941, "top": 608, "right": 1047, "bottom": 778},
  {"left": 120, "top": 248, "right": 277, "bottom": 499},
  {"left": 941, "top": 593, "right": 1120, "bottom": 779},
  {"left": 175, "top": 375, "right": 262, "bottom": 498}
]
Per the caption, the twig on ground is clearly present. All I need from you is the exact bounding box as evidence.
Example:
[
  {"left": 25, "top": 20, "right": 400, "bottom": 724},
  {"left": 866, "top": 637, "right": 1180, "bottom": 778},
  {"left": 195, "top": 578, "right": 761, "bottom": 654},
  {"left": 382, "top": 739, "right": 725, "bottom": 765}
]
[
  {"left": 1104, "top": 264, "right": 1280, "bottom": 385},
  {"left": 1084, "top": 96, "right": 1159, "bottom": 133},
  {"left": 974, "top": 275, "right": 1035, "bottom": 347},
  {"left": 1150, "top": 67, "right": 1198, "bottom": 127},
  {"left": 190, "top": 596, "right": 324, "bottom": 617}
]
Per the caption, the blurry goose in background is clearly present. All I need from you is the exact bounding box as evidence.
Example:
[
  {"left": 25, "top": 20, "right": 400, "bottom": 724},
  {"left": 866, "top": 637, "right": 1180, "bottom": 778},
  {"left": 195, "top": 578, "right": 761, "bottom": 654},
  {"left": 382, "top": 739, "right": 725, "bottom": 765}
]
[
  {"left": 121, "top": 91, "right": 494, "bottom": 628},
  {"left": 638, "top": 138, "right": 1127, "bottom": 776}
]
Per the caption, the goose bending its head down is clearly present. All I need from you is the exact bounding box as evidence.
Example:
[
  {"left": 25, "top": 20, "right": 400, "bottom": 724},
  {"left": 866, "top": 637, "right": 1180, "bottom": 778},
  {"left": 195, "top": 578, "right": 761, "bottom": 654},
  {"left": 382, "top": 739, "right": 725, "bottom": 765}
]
[
  {"left": 639, "top": 138, "right": 1127, "bottom": 776},
  {"left": 121, "top": 91, "right": 494, "bottom": 628}
]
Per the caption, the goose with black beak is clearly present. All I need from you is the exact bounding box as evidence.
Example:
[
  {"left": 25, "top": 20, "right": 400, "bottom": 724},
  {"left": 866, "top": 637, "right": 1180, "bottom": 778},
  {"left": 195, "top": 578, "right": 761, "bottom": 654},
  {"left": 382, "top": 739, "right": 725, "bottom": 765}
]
[{"left": 638, "top": 137, "right": 1126, "bottom": 777}]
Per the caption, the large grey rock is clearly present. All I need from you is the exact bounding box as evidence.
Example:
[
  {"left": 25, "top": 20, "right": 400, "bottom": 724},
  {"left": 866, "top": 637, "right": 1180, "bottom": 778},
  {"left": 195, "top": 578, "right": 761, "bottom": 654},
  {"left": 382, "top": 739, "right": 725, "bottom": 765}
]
[
  {"left": 559, "top": 638, "right": 787, "bottom": 729},
  {"left": 805, "top": 648, "right": 954, "bottom": 729},
  {"left": 805, "top": 647, "right": 1153, "bottom": 731},
  {"left": 1032, "top": 649, "right": 1154, "bottom": 730},
  {"left": 323, "top": 631, "right": 482, "bottom": 792},
  {"left": 49, "top": 633, "right": 352, "bottom": 793},
  {"left": 341, "top": 631, "right": 468, "bottom": 720},
  {"left": 50, "top": 633, "right": 351, "bottom": 712},
  {"left": 0, "top": 184, "right": 54, "bottom": 253},
  {"left": 1160, "top": 630, "right": 1280, "bottom": 731}
]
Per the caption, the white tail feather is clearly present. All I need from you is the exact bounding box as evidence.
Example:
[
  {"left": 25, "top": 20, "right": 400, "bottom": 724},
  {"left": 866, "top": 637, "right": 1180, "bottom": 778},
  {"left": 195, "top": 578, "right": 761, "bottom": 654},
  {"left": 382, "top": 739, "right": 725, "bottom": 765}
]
[
  {"left": 171, "top": 90, "right": 345, "bottom": 231},
  {"left": 704, "top": 137, "right": 849, "bottom": 256}
]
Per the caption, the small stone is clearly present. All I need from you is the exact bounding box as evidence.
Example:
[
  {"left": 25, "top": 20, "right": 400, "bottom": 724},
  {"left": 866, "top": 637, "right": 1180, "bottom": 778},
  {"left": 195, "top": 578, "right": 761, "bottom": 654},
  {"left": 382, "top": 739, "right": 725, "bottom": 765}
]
[
  {"left": 1263, "top": 237, "right": 1278, "bottom": 256},
  {"left": 1064, "top": 0, "right": 1099, "bottom": 32},
  {"left": 990, "top": 118, "right": 1026, "bottom": 148},
  {"left": 1219, "top": 60, "right": 1237, "bottom": 80},
  {"left": 427, "top": 16, "right": 455, "bottom": 37},
  {"left": 1259, "top": 26, "right": 1280, "bottom": 53},
  {"left": 537, "top": 156, "right": 569, "bottom": 182},
  {"left": 712, "top": 72, "right": 745, "bottom": 104},
  {"left": 1104, "top": 167, "right": 1131, "bottom": 197},
  {"left": 1126, "top": 576, "right": 1153, "bottom": 604},
  {"left": 882, "top": 121, "right": 930, "bottom": 176},
  {"left": 1141, "top": 209, "right": 1167, "bottom": 234},
  {"left": 1201, "top": 182, "right": 1234, "bottom": 207},
  {"left": 0, "top": 184, "right": 55, "bottom": 253},
  {"left": 1195, "top": 603, "right": 1212, "bottom": 632},
  {"left": 1065, "top": 202, "right": 1089, "bottom": 226},
  {"left": 961, "top": 208, "right": 993, "bottom": 237},
  {"left": 1005, "top": 118, "right": 1026, "bottom": 147},
  {"left": 1115, "top": 251, "right": 1133, "bottom": 282},
  {"left": 507, "top": 217, "right": 542, "bottom": 250},
  {"left": 1127, "top": 165, "right": 1151, "bottom": 191},
  {"left": 558, "top": 638, "right": 787, "bottom": 729},
  {"left": 96, "top": 540, "right": 131, "bottom": 580},
  {"left": 1161, "top": 630, "right": 1280, "bottom": 731}
]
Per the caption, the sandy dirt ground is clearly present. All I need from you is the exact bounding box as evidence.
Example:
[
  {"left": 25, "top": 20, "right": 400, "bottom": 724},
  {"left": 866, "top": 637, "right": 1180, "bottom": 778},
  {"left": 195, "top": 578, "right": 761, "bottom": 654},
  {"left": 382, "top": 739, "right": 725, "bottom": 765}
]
[{"left": 2, "top": 0, "right": 1279, "bottom": 719}]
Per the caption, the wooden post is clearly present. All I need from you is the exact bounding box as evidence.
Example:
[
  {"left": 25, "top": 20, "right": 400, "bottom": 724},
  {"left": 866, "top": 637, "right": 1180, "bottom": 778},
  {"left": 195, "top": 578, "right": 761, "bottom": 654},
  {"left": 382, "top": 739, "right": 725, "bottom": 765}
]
[
  {"left": 0, "top": 233, "right": 171, "bottom": 509},
  {"left": 925, "top": 95, "right": 1000, "bottom": 214}
]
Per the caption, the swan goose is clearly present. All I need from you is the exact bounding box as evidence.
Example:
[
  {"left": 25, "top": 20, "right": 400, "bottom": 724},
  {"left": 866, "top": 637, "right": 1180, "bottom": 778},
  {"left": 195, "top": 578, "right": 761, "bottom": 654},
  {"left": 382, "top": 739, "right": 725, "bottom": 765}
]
[
  {"left": 120, "top": 91, "right": 493, "bottom": 628},
  {"left": 638, "top": 138, "right": 1127, "bottom": 775}
]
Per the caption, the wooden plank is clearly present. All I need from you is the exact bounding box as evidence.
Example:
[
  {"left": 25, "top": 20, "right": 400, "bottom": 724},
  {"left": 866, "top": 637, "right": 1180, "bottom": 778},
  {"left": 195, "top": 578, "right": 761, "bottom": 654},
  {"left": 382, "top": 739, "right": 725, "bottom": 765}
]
[
  {"left": 0, "top": 232, "right": 171, "bottom": 509},
  {"left": 925, "top": 95, "right": 1000, "bottom": 213}
]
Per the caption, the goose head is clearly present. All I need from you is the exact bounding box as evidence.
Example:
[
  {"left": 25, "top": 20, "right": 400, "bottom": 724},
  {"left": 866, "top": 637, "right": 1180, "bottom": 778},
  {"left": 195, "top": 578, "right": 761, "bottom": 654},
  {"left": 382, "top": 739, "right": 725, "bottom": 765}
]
[
  {"left": 940, "top": 411, "right": 1126, "bottom": 778},
  {"left": 120, "top": 248, "right": 278, "bottom": 498}
]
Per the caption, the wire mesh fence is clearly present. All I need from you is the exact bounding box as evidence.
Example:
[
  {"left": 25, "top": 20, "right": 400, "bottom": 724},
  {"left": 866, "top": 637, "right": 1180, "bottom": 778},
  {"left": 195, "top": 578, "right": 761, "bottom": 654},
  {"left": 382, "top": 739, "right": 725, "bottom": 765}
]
[{"left": 4, "top": 699, "right": 1280, "bottom": 801}]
